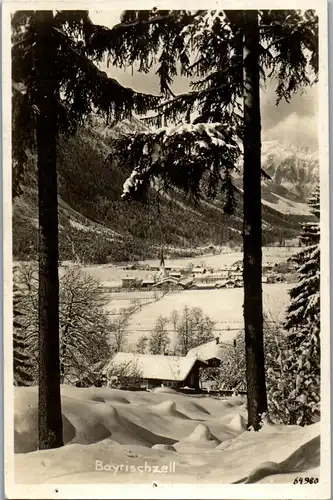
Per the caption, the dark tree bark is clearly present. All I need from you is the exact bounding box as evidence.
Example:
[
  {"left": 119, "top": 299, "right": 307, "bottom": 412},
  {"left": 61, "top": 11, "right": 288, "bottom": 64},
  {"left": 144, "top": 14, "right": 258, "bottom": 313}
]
[
  {"left": 242, "top": 11, "right": 268, "bottom": 430},
  {"left": 35, "top": 11, "right": 63, "bottom": 449}
]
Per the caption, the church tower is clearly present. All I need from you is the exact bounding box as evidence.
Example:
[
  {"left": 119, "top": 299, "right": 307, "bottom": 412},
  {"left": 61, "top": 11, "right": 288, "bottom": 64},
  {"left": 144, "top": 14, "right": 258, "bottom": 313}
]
[{"left": 159, "top": 248, "right": 168, "bottom": 278}]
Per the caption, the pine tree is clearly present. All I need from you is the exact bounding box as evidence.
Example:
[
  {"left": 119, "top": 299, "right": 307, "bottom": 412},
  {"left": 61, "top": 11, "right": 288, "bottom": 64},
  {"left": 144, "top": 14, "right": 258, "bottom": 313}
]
[
  {"left": 11, "top": 10, "right": 159, "bottom": 449},
  {"left": 283, "top": 186, "right": 320, "bottom": 424},
  {"left": 13, "top": 274, "right": 33, "bottom": 386},
  {"left": 285, "top": 187, "right": 320, "bottom": 332},
  {"left": 97, "top": 9, "right": 318, "bottom": 429}
]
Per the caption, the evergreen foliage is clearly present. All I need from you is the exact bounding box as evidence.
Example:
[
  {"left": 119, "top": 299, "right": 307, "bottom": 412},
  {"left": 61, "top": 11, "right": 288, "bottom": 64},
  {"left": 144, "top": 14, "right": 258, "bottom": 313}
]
[
  {"left": 215, "top": 188, "right": 320, "bottom": 426},
  {"left": 102, "top": 9, "right": 318, "bottom": 207},
  {"left": 12, "top": 10, "right": 160, "bottom": 197},
  {"left": 282, "top": 186, "right": 320, "bottom": 424},
  {"left": 12, "top": 9, "right": 319, "bottom": 432},
  {"left": 101, "top": 9, "right": 317, "bottom": 429},
  {"left": 13, "top": 269, "right": 33, "bottom": 386},
  {"left": 12, "top": 10, "right": 160, "bottom": 448}
]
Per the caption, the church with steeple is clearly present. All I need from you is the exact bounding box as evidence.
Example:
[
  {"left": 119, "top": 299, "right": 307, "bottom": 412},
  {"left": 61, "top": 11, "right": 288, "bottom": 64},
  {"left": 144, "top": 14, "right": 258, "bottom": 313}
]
[{"left": 156, "top": 248, "right": 168, "bottom": 281}]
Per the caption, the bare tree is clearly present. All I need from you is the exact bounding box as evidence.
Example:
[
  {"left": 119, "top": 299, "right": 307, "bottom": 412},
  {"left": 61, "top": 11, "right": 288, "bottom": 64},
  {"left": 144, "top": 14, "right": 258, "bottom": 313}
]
[
  {"left": 149, "top": 316, "right": 170, "bottom": 354},
  {"left": 175, "top": 306, "right": 215, "bottom": 355},
  {"left": 170, "top": 309, "right": 179, "bottom": 332},
  {"left": 129, "top": 298, "right": 140, "bottom": 312},
  {"left": 14, "top": 263, "right": 111, "bottom": 385},
  {"left": 190, "top": 307, "right": 215, "bottom": 346},
  {"left": 175, "top": 306, "right": 193, "bottom": 355},
  {"left": 104, "top": 361, "right": 143, "bottom": 389},
  {"left": 135, "top": 335, "right": 148, "bottom": 354},
  {"left": 110, "top": 308, "right": 129, "bottom": 352}
]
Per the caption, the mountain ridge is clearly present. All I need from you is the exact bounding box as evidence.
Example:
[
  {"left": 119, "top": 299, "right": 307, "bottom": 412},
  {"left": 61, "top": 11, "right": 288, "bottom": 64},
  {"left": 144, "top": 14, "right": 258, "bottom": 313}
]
[{"left": 13, "top": 118, "right": 317, "bottom": 264}]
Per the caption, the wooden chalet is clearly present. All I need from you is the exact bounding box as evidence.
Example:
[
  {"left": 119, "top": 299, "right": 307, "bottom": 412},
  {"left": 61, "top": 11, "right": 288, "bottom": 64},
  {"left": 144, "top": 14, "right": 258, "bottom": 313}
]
[
  {"left": 187, "top": 338, "right": 229, "bottom": 367},
  {"left": 104, "top": 353, "right": 207, "bottom": 390}
]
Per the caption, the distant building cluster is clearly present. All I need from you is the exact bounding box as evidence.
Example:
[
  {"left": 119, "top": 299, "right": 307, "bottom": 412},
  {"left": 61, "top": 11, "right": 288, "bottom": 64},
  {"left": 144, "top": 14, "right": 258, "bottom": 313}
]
[
  {"left": 96, "top": 248, "right": 294, "bottom": 293},
  {"left": 118, "top": 257, "right": 280, "bottom": 291}
]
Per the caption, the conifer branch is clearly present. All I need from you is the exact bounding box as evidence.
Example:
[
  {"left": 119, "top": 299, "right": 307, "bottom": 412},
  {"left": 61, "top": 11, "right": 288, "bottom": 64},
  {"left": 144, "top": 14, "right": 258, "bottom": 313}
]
[
  {"left": 53, "top": 26, "right": 160, "bottom": 104},
  {"left": 154, "top": 83, "right": 231, "bottom": 111}
]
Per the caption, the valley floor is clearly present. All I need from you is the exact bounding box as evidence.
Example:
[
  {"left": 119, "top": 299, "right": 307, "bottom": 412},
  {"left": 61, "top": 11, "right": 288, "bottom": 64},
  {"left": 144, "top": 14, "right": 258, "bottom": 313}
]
[
  {"left": 123, "top": 283, "right": 292, "bottom": 349},
  {"left": 14, "top": 386, "right": 320, "bottom": 485}
]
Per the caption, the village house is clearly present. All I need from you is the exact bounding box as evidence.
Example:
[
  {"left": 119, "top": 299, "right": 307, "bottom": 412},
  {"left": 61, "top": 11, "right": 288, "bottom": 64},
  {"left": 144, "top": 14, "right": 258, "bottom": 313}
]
[
  {"left": 152, "top": 277, "right": 182, "bottom": 290},
  {"left": 105, "top": 353, "right": 208, "bottom": 390},
  {"left": 178, "top": 277, "right": 194, "bottom": 289},
  {"left": 190, "top": 282, "right": 216, "bottom": 290},
  {"left": 234, "top": 279, "right": 243, "bottom": 287},
  {"left": 171, "top": 266, "right": 187, "bottom": 274},
  {"left": 98, "top": 280, "right": 122, "bottom": 291},
  {"left": 193, "top": 266, "right": 207, "bottom": 275},
  {"left": 231, "top": 260, "right": 243, "bottom": 271},
  {"left": 225, "top": 279, "right": 235, "bottom": 288},
  {"left": 141, "top": 279, "right": 156, "bottom": 288},
  {"left": 194, "top": 272, "right": 230, "bottom": 283},
  {"left": 187, "top": 338, "right": 229, "bottom": 367},
  {"left": 214, "top": 280, "right": 227, "bottom": 289},
  {"left": 121, "top": 277, "right": 138, "bottom": 288}
]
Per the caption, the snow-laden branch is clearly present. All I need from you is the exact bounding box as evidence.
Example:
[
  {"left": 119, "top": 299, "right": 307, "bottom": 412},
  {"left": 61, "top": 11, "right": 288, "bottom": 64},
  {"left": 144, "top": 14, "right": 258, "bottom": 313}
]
[{"left": 111, "top": 121, "right": 240, "bottom": 214}]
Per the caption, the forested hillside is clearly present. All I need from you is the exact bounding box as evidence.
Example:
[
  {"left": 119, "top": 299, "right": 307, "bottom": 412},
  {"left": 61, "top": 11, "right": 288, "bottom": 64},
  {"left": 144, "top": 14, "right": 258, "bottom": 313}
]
[{"left": 13, "top": 118, "right": 317, "bottom": 264}]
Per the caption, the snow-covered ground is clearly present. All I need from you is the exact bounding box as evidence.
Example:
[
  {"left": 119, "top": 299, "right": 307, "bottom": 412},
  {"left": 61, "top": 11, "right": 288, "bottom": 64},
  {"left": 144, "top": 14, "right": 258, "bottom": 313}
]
[
  {"left": 14, "top": 386, "right": 320, "bottom": 485},
  {"left": 125, "top": 284, "right": 292, "bottom": 348},
  {"left": 261, "top": 194, "right": 312, "bottom": 216},
  {"left": 138, "top": 246, "right": 300, "bottom": 270},
  {"left": 73, "top": 247, "right": 299, "bottom": 285}
]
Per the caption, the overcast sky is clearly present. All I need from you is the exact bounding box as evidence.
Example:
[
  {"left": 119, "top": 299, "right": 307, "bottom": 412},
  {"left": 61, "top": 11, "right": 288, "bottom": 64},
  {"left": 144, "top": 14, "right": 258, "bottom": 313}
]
[{"left": 90, "top": 10, "right": 318, "bottom": 151}]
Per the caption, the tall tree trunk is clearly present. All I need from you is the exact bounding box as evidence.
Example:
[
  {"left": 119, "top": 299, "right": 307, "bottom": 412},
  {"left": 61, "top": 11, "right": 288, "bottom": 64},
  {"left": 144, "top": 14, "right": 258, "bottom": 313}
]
[
  {"left": 242, "top": 11, "right": 268, "bottom": 431},
  {"left": 35, "top": 11, "right": 63, "bottom": 449}
]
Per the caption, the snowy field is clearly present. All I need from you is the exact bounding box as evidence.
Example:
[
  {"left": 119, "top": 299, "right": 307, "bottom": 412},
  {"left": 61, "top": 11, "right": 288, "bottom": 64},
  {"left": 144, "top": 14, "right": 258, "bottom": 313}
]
[
  {"left": 261, "top": 194, "right": 312, "bottom": 216},
  {"left": 14, "top": 385, "right": 320, "bottom": 485},
  {"left": 124, "top": 284, "right": 292, "bottom": 348},
  {"left": 138, "top": 246, "right": 300, "bottom": 270},
  {"left": 102, "top": 291, "right": 158, "bottom": 315},
  {"left": 79, "top": 265, "right": 155, "bottom": 284}
]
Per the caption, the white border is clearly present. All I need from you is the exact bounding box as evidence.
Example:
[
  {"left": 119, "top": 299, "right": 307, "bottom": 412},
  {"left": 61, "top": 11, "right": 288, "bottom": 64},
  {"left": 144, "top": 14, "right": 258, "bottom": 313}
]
[{"left": 3, "top": 1, "right": 330, "bottom": 499}]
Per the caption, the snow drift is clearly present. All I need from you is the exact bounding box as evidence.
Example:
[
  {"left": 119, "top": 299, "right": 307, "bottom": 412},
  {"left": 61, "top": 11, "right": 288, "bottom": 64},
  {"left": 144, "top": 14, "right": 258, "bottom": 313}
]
[{"left": 14, "top": 386, "right": 320, "bottom": 484}]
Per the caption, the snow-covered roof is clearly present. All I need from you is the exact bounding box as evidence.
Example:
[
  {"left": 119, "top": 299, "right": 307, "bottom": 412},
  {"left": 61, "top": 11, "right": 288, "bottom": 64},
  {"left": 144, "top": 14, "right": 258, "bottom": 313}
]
[
  {"left": 191, "top": 283, "right": 215, "bottom": 289},
  {"left": 105, "top": 353, "right": 207, "bottom": 382},
  {"left": 179, "top": 278, "right": 194, "bottom": 287},
  {"left": 195, "top": 272, "right": 229, "bottom": 280},
  {"left": 187, "top": 340, "right": 228, "bottom": 362},
  {"left": 153, "top": 277, "right": 179, "bottom": 287},
  {"left": 100, "top": 280, "right": 121, "bottom": 288}
]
